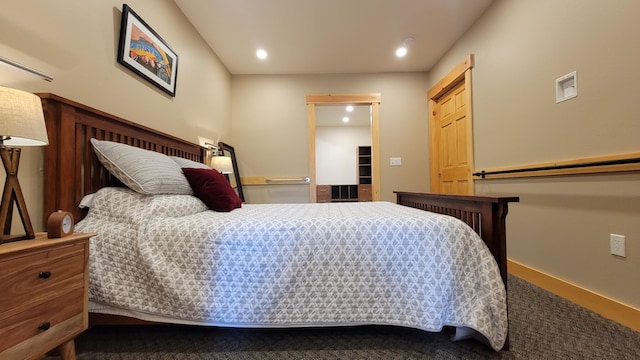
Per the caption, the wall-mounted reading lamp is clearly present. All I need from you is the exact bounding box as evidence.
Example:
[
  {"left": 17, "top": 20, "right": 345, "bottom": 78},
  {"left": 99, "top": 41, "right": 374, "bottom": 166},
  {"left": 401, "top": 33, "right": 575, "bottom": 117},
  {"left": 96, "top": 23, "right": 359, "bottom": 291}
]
[
  {"left": 203, "top": 142, "right": 219, "bottom": 158},
  {"left": 204, "top": 140, "right": 233, "bottom": 181}
]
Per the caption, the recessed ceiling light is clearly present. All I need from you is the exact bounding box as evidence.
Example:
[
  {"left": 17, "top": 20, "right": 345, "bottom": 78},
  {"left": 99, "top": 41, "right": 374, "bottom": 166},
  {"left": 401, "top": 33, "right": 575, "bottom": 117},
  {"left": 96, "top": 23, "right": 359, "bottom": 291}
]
[
  {"left": 395, "top": 36, "right": 414, "bottom": 58},
  {"left": 342, "top": 116, "right": 350, "bottom": 123},
  {"left": 346, "top": 105, "right": 354, "bottom": 112},
  {"left": 256, "top": 49, "right": 268, "bottom": 60}
]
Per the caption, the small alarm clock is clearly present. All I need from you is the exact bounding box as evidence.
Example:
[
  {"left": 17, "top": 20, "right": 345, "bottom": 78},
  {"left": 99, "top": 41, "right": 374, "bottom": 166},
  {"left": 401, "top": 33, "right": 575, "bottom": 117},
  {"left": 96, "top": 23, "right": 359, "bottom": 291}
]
[{"left": 47, "top": 210, "right": 75, "bottom": 238}]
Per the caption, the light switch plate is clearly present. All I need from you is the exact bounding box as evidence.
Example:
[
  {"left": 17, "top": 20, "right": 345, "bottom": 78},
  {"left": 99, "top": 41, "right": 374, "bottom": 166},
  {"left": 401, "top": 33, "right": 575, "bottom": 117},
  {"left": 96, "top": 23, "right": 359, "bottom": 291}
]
[{"left": 390, "top": 157, "right": 402, "bottom": 166}]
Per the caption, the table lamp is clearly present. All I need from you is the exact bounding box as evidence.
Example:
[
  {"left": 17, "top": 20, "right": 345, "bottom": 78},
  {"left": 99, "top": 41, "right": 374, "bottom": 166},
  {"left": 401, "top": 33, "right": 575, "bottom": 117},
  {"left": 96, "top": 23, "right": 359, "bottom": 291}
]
[
  {"left": 210, "top": 155, "right": 234, "bottom": 183},
  {"left": 210, "top": 156, "right": 233, "bottom": 175},
  {"left": 0, "top": 86, "right": 48, "bottom": 243}
]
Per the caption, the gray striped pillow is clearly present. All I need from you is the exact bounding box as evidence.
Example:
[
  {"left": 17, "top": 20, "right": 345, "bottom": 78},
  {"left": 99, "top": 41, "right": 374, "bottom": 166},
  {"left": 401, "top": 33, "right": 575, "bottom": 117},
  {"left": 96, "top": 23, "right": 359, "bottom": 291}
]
[
  {"left": 170, "top": 156, "right": 211, "bottom": 169},
  {"left": 91, "top": 139, "right": 193, "bottom": 195}
]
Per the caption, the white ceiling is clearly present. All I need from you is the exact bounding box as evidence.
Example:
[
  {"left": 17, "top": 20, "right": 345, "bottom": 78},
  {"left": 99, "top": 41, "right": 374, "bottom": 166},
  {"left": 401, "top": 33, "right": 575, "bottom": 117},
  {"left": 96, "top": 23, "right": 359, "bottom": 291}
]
[{"left": 173, "top": 0, "right": 494, "bottom": 75}]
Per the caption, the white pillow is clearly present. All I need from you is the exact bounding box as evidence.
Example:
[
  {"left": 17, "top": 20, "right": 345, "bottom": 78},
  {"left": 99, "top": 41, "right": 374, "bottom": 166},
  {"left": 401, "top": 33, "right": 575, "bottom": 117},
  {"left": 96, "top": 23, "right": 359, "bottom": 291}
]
[
  {"left": 170, "top": 156, "right": 210, "bottom": 169},
  {"left": 90, "top": 139, "right": 193, "bottom": 195},
  {"left": 79, "top": 193, "right": 95, "bottom": 209}
]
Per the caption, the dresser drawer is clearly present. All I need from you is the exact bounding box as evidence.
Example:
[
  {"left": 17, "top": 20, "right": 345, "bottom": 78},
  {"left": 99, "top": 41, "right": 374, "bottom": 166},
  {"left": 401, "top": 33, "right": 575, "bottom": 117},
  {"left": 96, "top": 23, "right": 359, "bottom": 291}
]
[
  {"left": 358, "top": 184, "right": 372, "bottom": 202},
  {"left": 0, "top": 288, "right": 84, "bottom": 353},
  {"left": 0, "top": 233, "right": 93, "bottom": 360},
  {"left": 0, "top": 244, "right": 85, "bottom": 313},
  {"left": 316, "top": 185, "right": 331, "bottom": 203}
]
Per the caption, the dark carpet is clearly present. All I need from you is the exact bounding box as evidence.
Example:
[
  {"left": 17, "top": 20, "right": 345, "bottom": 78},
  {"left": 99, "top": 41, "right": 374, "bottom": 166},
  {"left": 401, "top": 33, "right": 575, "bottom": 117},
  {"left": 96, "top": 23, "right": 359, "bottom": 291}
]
[{"left": 47, "top": 276, "right": 640, "bottom": 359}]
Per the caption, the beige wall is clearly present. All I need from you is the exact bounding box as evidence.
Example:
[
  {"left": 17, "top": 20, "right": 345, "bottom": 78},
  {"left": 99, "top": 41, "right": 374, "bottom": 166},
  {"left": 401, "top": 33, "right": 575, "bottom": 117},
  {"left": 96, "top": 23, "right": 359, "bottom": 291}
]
[
  {"left": 0, "top": 0, "right": 230, "bottom": 230},
  {"left": 231, "top": 73, "right": 430, "bottom": 203},
  {"left": 429, "top": 0, "right": 640, "bottom": 308}
]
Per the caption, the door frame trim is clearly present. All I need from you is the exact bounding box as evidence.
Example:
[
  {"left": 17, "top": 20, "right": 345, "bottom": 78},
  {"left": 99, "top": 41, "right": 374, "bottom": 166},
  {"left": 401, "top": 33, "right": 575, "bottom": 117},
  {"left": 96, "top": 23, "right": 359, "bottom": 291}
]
[{"left": 306, "top": 93, "right": 381, "bottom": 202}]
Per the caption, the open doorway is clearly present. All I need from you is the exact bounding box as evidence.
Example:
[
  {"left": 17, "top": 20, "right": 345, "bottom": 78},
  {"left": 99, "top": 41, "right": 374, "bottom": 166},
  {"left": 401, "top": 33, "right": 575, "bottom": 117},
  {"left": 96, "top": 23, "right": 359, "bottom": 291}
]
[
  {"left": 315, "top": 105, "right": 370, "bottom": 186},
  {"left": 306, "top": 94, "right": 381, "bottom": 202}
]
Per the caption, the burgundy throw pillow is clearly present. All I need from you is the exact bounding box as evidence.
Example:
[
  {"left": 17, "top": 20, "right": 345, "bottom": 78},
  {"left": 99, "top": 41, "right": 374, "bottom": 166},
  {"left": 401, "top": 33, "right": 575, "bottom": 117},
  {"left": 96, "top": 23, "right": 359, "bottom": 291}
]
[{"left": 182, "top": 168, "right": 242, "bottom": 212}]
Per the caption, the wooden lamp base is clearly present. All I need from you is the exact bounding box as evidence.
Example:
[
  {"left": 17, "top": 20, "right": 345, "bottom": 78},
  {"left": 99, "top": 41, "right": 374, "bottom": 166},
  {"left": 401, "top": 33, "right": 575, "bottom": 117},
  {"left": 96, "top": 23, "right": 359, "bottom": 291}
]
[{"left": 0, "top": 146, "right": 35, "bottom": 244}]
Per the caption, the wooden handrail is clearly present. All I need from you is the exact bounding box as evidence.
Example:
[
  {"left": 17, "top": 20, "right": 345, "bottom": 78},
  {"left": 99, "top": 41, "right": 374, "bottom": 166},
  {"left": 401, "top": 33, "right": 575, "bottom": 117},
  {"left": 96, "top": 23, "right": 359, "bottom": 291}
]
[
  {"left": 473, "top": 153, "right": 640, "bottom": 179},
  {"left": 242, "top": 176, "right": 311, "bottom": 186}
]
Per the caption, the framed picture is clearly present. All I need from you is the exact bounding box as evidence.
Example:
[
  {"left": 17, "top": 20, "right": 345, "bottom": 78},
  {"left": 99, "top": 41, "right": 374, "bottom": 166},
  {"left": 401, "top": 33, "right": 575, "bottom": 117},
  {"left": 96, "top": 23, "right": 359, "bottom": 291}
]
[
  {"left": 218, "top": 142, "right": 245, "bottom": 202},
  {"left": 117, "top": 4, "right": 178, "bottom": 97}
]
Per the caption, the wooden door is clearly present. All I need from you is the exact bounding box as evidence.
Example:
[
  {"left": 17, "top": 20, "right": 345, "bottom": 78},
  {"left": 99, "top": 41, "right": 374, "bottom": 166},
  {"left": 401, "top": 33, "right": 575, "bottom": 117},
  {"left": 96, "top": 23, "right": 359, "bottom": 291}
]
[{"left": 428, "top": 55, "right": 475, "bottom": 195}]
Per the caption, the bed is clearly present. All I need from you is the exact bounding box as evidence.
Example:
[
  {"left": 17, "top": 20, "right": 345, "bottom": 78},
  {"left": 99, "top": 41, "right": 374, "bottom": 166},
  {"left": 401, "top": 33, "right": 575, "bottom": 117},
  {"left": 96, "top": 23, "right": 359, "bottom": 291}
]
[{"left": 39, "top": 93, "right": 518, "bottom": 351}]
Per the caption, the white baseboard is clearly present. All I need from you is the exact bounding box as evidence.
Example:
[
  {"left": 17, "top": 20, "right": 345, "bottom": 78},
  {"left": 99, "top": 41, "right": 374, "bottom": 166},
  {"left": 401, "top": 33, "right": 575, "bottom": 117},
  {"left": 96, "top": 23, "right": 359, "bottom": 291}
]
[{"left": 508, "top": 259, "right": 640, "bottom": 332}]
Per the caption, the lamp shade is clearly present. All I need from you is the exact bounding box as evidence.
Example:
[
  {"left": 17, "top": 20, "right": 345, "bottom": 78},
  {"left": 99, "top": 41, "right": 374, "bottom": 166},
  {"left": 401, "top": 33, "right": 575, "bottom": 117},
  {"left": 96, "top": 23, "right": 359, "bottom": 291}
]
[
  {"left": 0, "top": 86, "right": 48, "bottom": 146},
  {"left": 210, "top": 156, "right": 233, "bottom": 174}
]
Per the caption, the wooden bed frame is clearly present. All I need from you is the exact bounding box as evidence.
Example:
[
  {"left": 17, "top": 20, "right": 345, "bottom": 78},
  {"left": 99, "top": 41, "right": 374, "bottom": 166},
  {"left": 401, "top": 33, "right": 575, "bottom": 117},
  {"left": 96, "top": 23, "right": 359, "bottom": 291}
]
[{"left": 40, "top": 93, "right": 519, "bottom": 349}]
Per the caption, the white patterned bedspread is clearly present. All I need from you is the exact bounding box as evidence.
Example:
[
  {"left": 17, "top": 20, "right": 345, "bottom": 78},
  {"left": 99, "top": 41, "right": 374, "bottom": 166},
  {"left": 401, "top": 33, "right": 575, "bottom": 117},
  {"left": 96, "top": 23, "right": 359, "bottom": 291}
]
[{"left": 76, "top": 187, "right": 507, "bottom": 350}]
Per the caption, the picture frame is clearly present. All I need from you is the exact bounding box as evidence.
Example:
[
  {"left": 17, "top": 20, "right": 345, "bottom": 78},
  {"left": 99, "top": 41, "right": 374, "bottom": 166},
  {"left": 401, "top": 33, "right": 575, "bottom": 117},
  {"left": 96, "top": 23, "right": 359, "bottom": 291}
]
[
  {"left": 218, "top": 142, "right": 245, "bottom": 202},
  {"left": 117, "top": 4, "right": 178, "bottom": 97}
]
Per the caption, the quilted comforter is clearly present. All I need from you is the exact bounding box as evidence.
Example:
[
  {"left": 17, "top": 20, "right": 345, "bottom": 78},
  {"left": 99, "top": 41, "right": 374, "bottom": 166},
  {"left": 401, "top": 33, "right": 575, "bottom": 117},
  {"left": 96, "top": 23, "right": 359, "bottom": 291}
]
[{"left": 76, "top": 187, "right": 507, "bottom": 350}]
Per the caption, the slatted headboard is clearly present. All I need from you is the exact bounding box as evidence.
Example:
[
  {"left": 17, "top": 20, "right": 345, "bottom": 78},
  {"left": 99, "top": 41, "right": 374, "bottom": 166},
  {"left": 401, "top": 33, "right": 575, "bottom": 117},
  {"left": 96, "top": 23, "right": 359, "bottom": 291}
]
[{"left": 39, "top": 93, "right": 207, "bottom": 223}]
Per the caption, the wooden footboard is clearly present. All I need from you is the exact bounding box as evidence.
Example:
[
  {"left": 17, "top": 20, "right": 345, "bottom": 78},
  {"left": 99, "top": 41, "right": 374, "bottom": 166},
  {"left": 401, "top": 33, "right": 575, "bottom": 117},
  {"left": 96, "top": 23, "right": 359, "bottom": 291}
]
[
  {"left": 395, "top": 191, "right": 518, "bottom": 351},
  {"left": 394, "top": 191, "right": 519, "bottom": 289}
]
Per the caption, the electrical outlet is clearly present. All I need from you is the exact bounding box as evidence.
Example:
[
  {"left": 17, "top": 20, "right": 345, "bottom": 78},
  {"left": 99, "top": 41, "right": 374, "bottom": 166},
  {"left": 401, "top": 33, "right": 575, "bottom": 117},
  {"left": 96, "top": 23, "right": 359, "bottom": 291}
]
[{"left": 610, "top": 234, "right": 626, "bottom": 257}]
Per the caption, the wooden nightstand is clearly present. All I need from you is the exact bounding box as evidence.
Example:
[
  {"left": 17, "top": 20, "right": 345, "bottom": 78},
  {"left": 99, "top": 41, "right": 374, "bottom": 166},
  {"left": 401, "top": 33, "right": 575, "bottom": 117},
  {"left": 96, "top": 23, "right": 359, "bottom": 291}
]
[{"left": 0, "top": 232, "right": 95, "bottom": 360}]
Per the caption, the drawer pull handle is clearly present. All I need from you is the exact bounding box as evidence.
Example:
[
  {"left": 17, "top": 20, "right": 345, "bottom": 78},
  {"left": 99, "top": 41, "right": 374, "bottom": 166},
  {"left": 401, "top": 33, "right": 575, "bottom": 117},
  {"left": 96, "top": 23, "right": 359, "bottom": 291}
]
[
  {"left": 38, "top": 271, "right": 52, "bottom": 279},
  {"left": 38, "top": 322, "right": 51, "bottom": 331}
]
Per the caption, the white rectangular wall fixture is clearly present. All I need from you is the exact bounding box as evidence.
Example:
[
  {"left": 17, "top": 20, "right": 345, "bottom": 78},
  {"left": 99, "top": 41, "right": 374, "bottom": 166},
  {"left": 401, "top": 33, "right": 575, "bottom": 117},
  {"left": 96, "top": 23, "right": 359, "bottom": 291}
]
[
  {"left": 610, "top": 234, "right": 626, "bottom": 257},
  {"left": 390, "top": 157, "right": 402, "bottom": 166},
  {"left": 556, "top": 71, "right": 577, "bottom": 103}
]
